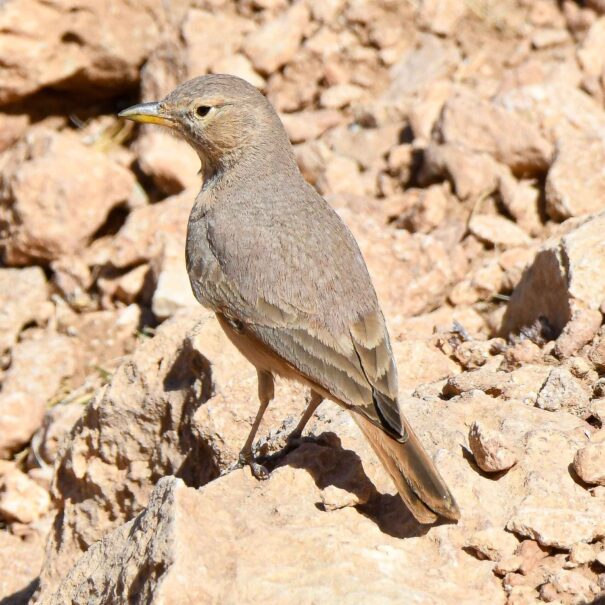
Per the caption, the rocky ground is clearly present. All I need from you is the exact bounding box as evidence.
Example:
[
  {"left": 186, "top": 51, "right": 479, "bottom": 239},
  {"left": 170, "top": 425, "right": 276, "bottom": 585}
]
[{"left": 1, "top": 0, "right": 605, "bottom": 603}]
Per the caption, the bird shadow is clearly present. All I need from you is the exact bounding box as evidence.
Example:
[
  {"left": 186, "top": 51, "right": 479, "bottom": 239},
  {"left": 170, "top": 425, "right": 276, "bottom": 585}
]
[
  {"left": 262, "top": 431, "right": 436, "bottom": 540},
  {"left": 0, "top": 578, "right": 39, "bottom": 605}
]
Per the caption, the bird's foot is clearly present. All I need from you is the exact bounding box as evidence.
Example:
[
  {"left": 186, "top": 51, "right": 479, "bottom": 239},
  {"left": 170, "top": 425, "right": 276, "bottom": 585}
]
[{"left": 239, "top": 451, "right": 270, "bottom": 480}]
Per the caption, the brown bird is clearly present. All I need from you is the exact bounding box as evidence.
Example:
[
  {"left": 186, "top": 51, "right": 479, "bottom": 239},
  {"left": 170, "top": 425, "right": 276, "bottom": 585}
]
[{"left": 119, "top": 75, "right": 460, "bottom": 523}]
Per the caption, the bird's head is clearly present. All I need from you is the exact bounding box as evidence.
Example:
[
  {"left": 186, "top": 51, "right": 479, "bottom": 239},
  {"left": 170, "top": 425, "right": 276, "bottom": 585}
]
[{"left": 119, "top": 74, "right": 291, "bottom": 182}]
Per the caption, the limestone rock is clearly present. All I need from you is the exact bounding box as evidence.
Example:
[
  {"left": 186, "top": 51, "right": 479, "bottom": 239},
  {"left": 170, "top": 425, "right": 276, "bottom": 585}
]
[
  {"left": 134, "top": 130, "right": 200, "bottom": 195},
  {"left": 443, "top": 364, "right": 551, "bottom": 406},
  {"left": 465, "top": 527, "right": 519, "bottom": 561},
  {"left": 151, "top": 235, "right": 199, "bottom": 320},
  {"left": 573, "top": 437, "right": 605, "bottom": 485},
  {"left": 109, "top": 188, "right": 193, "bottom": 269},
  {"left": 181, "top": 10, "right": 254, "bottom": 78},
  {"left": 395, "top": 185, "right": 449, "bottom": 234},
  {"left": 0, "top": 0, "right": 169, "bottom": 105},
  {"left": 323, "top": 123, "right": 401, "bottom": 171},
  {"left": 0, "top": 267, "right": 48, "bottom": 353},
  {"left": 495, "top": 83, "right": 605, "bottom": 143},
  {"left": 554, "top": 308, "right": 602, "bottom": 359},
  {"left": 29, "top": 402, "right": 84, "bottom": 467},
  {"left": 569, "top": 542, "right": 597, "bottom": 566},
  {"left": 507, "top": 494, "right": 605, "bottom": 549},
  {"left": 498, "top": 174, "right": 543, "bottom": 237},
  {"left": 545, "top": 134, "right": 605, "bottom": 221},
  {"left": 544, "top": 569, "right": 601, "bottom": 603},
  {"left": 41, "top": 475, "right": 503, "bottom": 605},
  {"left": 420, "top": 143, "right": 502, "bottom": 201},
  {"left": 502, "top": 212, "right": 605, "bottom": 337},
  {"left": 0, "top": 333, "right": 76, "bottom": 458},
  {"left": 212, "top": 54, "right": 265, "bottom": 89},
  {"left": 535, "top": 368, "right": 591, "bottom": 417},
  {"left": 320, "top": 83, "right": 365, "bottom": 109},
  {"left": 417, "top": 0, "right": 468, "bottom": 35},
  {"left": 0, "top": 530, "right": 44, "bottom": 604},
  {"left": 243, "top": 2, "right": 310, "bottom": 75},
  {"left": 469, "top": 421, "right": 517, "bottom": 473},
  {"left": 437, "top": 90, "right": 552, "bottom": 176},
  {"left": 0, "top": 113, "right": 29, "bottom": 153},
  {"left": 0, "top": 129, "right": 136, "bottom": 264},
  {"left": 39, "top": 383, "right": 598, "bottom": 603},
  {"left": 317, "top": 155, "right": 367, "bottom": 196},
  {"left": 577, "top": 17, "right": 605, "bottom": 78},
  {"left": 281, "top": 110, "right": 342, "bottom": 144},
  {"left": 393, "top": 339, "right": 459, "bottom": 394},
  {"left": 0, "top": 466, "right": 50, "bottom": 524},
  {"left": 37, "top": 310, "right": 215, "bottom": 597},
  {"left": 468, "top": 214, "right": 531, "bottom": 248},
  {"left": 385, "top": 34, "right": 460, "bottom": 101}
]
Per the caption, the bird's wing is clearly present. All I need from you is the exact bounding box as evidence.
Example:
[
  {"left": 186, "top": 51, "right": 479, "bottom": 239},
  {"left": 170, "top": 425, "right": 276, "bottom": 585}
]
[{"left": 200, "top": 193, "right": 405, "bottom": 440}]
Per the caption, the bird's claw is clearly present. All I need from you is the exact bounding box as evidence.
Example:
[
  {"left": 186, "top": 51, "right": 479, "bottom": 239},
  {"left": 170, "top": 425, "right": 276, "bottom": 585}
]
[
  {"left": 249, "top": 461, "right": 270, "bottom": 480},
  {"left": 238, "top": 451, "right": 270, "bottom": 480}
]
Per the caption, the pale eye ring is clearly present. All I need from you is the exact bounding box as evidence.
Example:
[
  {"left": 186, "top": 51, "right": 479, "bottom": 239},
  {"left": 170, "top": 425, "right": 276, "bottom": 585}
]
[{"left": 195, "top": 106, "right": 211, "bottom": 118}]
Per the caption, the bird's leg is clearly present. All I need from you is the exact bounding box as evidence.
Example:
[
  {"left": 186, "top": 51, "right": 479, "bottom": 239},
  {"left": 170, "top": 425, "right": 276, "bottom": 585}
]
[
  {"left": 287, "top": 390, "right": 324, "bottom": 444},
  {"left": 239, "top": 369, "right": 274, "bottom": 480}
]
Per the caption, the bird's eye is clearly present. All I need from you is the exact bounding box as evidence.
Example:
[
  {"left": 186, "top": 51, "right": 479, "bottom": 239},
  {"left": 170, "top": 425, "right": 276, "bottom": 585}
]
[{"left": 195, "top": 106, "right": 211, "bottom": 118}]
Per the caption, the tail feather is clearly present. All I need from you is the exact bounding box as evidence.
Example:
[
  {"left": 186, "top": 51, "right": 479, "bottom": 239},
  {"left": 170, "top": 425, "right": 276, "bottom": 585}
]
[{"left": 353, "top": 413, "right": 460, "bottom": 524}]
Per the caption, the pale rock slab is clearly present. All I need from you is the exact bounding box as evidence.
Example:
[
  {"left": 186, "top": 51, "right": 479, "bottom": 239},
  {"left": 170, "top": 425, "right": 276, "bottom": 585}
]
[
  {"left": 243, "top": 2, "right": 310, "bottom": 75},
  {"left": 323, "top": 123, "right": 402, "bottom": 171},
  {"left": 281, "top": 109, "right": 342, "bottom": 144},
  {"left": 554, "top": 308, "right": 602, "bottom": 359},
  {"left": 151, "top": 235, "right": 199, "bottom": 320},
  {"left": 42, "top": 475, "right": 503, "bottom": 605},
  {"left": 0, "top": 466, "right": 50, "bottom": 524},
  {"left": 37, "top": 310, "right": 216, "bottom": 597},
  {"left": 469, "top": 421, "right": 517, "bottom": 473},
  {"left": 420, "top": 143, "right": 503, "bottom": 201},
  {"left": 502, "top": 212, "right": 605, "bottom": 337},
  {"left": 394, "top": 339, "right": 459, "bottom": 394},
  {"left": 0, "top": 530, "right": 44, "bottom": 604},
  {"left": 468, "top": 214, "right": 531, "bottom": 248},
  {"left": 0, "top": 129, "right": 136, "bottom": 264},
  {"left": 573, "top": 436, "right": 605, "bottom": 485},
  {"left": 320, "top": 83, "right": 365, "bottom": 109},
  {"left": 212, "top": 53, "right": 265, "bottom": 89},
  {"left": 181, "top": 9, "right": 254, "bottom": 78},
  {"left": 545, "top": 134, "right": 605, "bottom": 220},
  {"left": 0, "top": 113, "right": 29, "bottom": 152},
  {"left": 109, "top": 188, "right": 194, "bottom": 269},
  {"left": 385, "top": 34, "right": 461, "bottom": 102},
  {"left": 134, "top": 130, "right": 200, "bottom": 196},
  {"left": 0, "top": 0, "right": 169, "bottom": 104},
  {"left": 0, "top": 333, "right": 76, "bottom": 458},
  {"left": 465, "top": 526, "right": 519, "bottom": 562},
  {"left": 317, "top": 155, "right": 367, "bottom": 197},
  {"left": 498, "top": 173, "right": 543, "bottom": 237},
  {"left": 437, "top": 90, "right": 552, "bottom": 176},
  {"left": 506, "top": 498, "right": 605, "bottom": 550},
  {"left": 0, "top": 267, "right": 48, "bottom": 353},
  {"left": 417, "top": 0, "right": 468, "bottom": 35},
  {"left": 577, "top": 17, "right": 605, "bottom": 78},
  {"left": 535, "top": 367, "right": 591, "bottom": 417},
  {"left": 29, "top": 402, "right": 84, "bottom": 467},
  {"left": 495, "top": 83, "right": 605, "bottom": 143},
  {"left": 40, "top": 384, "right": 599, "bottom": 603}
]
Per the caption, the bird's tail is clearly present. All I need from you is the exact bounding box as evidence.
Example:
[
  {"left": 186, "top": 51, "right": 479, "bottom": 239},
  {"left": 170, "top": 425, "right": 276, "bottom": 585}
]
[{"left": 353, "top": 413, "right": 460, "bottom": 524}]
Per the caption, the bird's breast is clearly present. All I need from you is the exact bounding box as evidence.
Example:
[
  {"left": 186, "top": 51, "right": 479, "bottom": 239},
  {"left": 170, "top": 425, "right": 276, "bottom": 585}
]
[{"left": 185, "top": 210, "right": 222, "bottom": 311}]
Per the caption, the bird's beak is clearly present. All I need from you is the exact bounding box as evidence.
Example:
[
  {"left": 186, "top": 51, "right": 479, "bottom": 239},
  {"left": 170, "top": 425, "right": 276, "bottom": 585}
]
[{"left": 118, "top": 102, "right": 174, "bottom": 127}]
